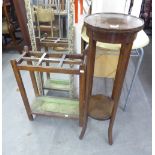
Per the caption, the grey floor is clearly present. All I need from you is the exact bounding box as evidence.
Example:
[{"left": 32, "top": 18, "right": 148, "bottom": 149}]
[
  {"left": 3, "top": 42, "right": 152, "bottom": 155},
  {"left": 137, "top": 36, "right": 152, "bottom": 105}
]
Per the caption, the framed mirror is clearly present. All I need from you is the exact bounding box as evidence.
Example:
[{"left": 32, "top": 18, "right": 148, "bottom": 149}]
[
  {"left": 24, "top": 0, "right": 76, "bottom": 98},
  {"left": 24, "top": 0, "right": 74, "bottom": 53}
]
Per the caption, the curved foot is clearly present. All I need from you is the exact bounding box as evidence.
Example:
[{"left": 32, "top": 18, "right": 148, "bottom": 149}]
[
  {"left": 28, "top": 114, "right": 34, "bottom": 121},
  {"left": 108, "top": 127, "right": 113, "bottom": 145},
  {"left": 79, "top": 117, "right": 88, "bottom": 139},
  {"left": 79, "top": 125, "right": 87, "bottom": 139}
]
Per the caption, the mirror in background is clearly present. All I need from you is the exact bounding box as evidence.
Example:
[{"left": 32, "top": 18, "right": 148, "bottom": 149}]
[
  {"left": 31, "top": 0, "right": 70, "bottom": 52},
  {"left": 24, "top": 0, "right": 76, "bottom": 99}
]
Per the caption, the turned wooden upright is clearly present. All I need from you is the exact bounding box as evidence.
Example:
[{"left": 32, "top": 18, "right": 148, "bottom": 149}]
[{"left": 79, "top": 13, "right": 144, "bottom": 144}]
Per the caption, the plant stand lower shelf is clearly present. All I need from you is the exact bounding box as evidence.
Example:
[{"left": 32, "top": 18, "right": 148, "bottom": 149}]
[
  {"left": 88, "top": 95, "right": 114, "bottom": 120},
  {"left": 31, "top": 96, "right": 79, "bottom": 119}
]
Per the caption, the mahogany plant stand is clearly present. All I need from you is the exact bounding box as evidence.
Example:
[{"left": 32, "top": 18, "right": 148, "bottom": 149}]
[{"left": 79, "top": 13, "right": 144, "bottom": 145}]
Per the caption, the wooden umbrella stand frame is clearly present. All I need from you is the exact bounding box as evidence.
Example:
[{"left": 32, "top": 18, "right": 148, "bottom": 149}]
[{"left": 10, "top": 46, "right": 86, "bottom": 127}]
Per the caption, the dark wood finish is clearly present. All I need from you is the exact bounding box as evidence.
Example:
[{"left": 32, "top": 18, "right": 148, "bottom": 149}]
[
  {"left": 79, "top": 13, "right": 144, "bottom": 144},
  {"left": 13, "top": 0, "right": 31, "bottom": 47},
  {"left": 10, "top": 48, "right": 86, "bottom": 127},
  {"left": 79, "top": 66, "right": 86, "bottom": 127},
  {"left": 84, "top": 13, "right": 144, "bottom": 33},
  {"left": 79, "top": 30, "right": 96, "bottom": 139},
  {"left": 17, "top": 65, "right": 81, "bottom": 75},
  {"left": 88, "top": 95, "right": 114, "bottom": 120},
  {"left": 10, "top": 60, "right": 33, "bottom": 121},
  {"left": 45, "top": 54, "right": 50, "bottom": 79},
  {"left": 108, "top": 43, "right": 133, "bottom": 144},
  {"left": 24, "top": 46, "right": 40, "bottom": 97},
  {"left": 2, "top": 1, "right": 21, "bottom": 53},
  {"left": 27, "top": 61, "right": 40, "bottom": 97}
]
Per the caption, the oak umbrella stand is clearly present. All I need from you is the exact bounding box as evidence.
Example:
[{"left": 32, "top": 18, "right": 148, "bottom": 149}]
[{"left": 11, "top": 46, "right": 86, "bottom": 127}]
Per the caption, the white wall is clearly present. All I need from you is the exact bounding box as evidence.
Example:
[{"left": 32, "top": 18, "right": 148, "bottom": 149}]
[
  {"left": 131, "top": 0, "right": 143, "bottom": 17},
  {"left": 92, "top": 0, "right": 143, "bottom": 17}
]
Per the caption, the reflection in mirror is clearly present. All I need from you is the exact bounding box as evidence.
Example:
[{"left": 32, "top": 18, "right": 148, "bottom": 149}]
[
  {"left": 31, "top": 0, "right": 70, "bottom": 52},
  {"left": 24, "top": 0, "right": 75, "bottom": 99}
]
